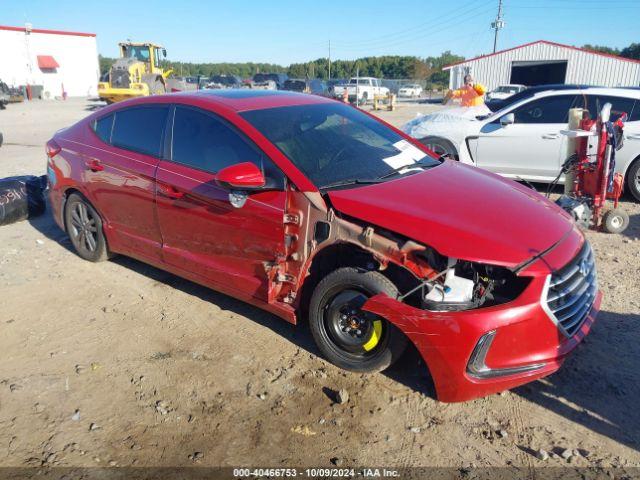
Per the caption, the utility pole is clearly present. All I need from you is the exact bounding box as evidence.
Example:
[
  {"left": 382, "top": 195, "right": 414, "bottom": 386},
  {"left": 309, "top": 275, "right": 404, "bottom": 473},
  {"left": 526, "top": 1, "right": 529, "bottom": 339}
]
[
  {"left": 491, "top": 0, "right": 505, "bottom": 53},
  {"left": 328, "top": 39, "right": 331, "bottom": 80}
]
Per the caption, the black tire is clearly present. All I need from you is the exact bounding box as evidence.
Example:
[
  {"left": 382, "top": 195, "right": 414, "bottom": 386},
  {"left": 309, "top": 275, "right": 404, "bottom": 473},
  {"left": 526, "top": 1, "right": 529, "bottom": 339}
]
[
  {"left": 419, "top": 136, "right": 458, "bottom": 160},
  {"left": 64, "top": 193, "right": 110, "bottom": 262},
  {"left": 602, "top": 208, "right": 629, "bottom": 234},
  {"left": 0, "top": 131, "right": 3, "bottom": 147},
  {"left": 626, "top": 159, "right": 640, "bottom": 202},
  {"left": 308, "top": 267, "right": 408, "bottom": 373}
]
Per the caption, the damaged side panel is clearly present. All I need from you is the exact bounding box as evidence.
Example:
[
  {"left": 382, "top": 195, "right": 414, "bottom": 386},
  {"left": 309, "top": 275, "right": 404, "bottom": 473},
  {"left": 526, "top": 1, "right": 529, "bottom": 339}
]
[{"left": 264, "top": 185, "right": 438, "bottom": 318}]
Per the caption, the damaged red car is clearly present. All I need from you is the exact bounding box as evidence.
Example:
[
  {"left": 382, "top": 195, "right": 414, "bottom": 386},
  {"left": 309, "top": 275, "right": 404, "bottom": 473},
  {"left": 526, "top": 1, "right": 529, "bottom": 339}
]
[{"left": 46, "top": 90, "right": 600, "bottom": 402}]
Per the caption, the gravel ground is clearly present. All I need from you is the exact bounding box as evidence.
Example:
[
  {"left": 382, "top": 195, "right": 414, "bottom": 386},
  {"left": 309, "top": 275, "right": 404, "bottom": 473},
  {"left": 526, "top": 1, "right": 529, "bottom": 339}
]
[{"left": 0, "top": 98, "right": 638, "bottom": 476}]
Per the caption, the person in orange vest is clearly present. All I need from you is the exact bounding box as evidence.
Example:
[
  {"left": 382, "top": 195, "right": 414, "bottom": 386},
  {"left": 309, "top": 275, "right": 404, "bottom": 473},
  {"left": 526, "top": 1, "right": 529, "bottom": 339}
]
[{"left": 444, "top": 74, "right": 486, "bottom": 107}]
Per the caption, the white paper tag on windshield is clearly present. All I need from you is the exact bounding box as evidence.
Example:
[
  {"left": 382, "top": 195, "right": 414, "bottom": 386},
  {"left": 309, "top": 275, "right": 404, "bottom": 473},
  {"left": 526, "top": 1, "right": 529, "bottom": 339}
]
[{"left": 382, "top": 140, "right": 427, "bottom": 169}]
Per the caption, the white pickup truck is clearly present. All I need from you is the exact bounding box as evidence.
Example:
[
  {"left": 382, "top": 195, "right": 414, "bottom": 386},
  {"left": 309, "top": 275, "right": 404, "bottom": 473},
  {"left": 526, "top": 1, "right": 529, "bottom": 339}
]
[{"left": 333, "top": 77, "right": 389, "bottom": 104}]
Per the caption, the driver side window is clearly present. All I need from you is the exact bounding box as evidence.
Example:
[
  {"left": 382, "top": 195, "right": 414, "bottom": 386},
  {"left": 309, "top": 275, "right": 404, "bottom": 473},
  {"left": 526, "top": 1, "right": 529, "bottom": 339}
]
[
  {"left": 513, "top": 95, "right": 576, "bottom": 124},
  {"left": 170, "top": 106, "right": 284, "bottom": 188}
]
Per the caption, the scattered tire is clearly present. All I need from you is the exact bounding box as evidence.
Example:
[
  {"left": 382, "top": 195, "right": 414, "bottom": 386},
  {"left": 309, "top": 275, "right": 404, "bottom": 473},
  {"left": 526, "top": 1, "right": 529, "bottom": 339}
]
[
  {"left": 64, "top": 193, "right": 110, "bottom": 262},
  {"left": 419, "top": 136, "right": 458, "bottom": 160},
  {"left": 626, "top": 159, "right": 640, "bottom": 202},
  {"left": 308, "top": 267, "right": 408, "bottom": 373},
  {"left": 602, "top": 208, "right": 629, "bottom": 234}
]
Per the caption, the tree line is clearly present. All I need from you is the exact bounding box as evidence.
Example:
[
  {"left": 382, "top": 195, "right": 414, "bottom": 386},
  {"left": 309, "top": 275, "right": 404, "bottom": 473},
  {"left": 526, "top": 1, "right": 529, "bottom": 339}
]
[
  {"left": 98, "top": 51, "right": 464, "bottom": 88},
  {"left": 98, "top": 41, "right": 640, "bottom": 86}
]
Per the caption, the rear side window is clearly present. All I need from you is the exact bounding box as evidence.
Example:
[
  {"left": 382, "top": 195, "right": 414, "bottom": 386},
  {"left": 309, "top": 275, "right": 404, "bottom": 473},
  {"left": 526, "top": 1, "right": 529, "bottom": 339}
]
[
  {"left": 111, "top": 106, "right": 169, "bottom": 157},
  {"left": 92, "top": 114, "right": 114, "bottom": 144},
  {"left": 577, "top": 95, "right": 636, "bottom": 122},
  {"left": 513, "top": 95, "right": 576, "bottom": 124}
]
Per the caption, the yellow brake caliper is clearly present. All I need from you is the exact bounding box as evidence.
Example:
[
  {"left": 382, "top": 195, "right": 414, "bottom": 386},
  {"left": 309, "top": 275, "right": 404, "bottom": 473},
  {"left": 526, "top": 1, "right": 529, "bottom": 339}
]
[{"left": 362, "top": 319, "right": 383, "bottom": 351}]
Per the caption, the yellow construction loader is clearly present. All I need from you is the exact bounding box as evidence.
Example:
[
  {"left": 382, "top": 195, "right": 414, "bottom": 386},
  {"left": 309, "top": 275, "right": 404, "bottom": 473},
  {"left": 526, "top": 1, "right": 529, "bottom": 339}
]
[{"left": 98, "top": 42, "right": 173, "bottom": 104}]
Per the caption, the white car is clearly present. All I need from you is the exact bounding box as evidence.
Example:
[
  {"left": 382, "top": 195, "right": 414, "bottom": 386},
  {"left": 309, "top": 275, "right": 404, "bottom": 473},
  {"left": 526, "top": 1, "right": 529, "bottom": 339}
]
[
  {"left": 402, "top": 86, "right": 640, "bottom": 201},
  {"left": 486, "top": 84, "right": 526, "bottom": 101},
  {"left": 333, "top": 77, "right": 389, "bottom": 104},
  {"left": 398, "top": 84, "right": 423, "bottom": 98}
]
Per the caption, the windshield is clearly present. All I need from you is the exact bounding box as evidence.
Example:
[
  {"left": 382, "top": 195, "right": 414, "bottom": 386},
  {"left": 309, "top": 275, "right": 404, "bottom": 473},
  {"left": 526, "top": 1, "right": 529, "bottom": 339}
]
[
  {"left": 241, "top": 103, "right": 440, "bottom": 189},
  {"left": 122, "top": 45, "right": 150, "bottom": 62}
]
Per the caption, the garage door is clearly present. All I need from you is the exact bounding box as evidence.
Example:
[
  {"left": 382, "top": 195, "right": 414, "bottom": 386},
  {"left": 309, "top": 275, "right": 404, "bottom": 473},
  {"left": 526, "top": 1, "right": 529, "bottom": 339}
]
[{"left": 510, "top": 61, "right": 568, "bottom": 86}]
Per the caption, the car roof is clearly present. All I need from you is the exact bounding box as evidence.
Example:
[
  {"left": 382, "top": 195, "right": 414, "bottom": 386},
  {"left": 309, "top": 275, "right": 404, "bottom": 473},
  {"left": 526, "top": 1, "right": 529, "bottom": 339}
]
[{"left": 166, "top": 89, "right": 334, "bottom": 112}]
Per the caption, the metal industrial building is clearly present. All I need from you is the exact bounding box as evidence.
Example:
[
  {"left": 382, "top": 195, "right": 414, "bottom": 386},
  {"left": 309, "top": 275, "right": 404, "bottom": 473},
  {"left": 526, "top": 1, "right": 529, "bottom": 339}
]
[
  {"left": 0, "top": 24, "right": 100, "bottom": 98},
  {"left": 445, "top": 40, "right": 640, "bottom": 90}
]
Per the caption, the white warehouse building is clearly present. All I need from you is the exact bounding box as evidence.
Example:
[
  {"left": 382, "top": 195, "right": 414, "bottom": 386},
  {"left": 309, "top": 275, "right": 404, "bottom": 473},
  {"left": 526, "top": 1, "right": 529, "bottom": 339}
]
[
  {"left": 445, "top": 40, "right": 640, "bottom": 91},
  {"left": 0, "top": 24, "right": 100, "bottom": 98}
]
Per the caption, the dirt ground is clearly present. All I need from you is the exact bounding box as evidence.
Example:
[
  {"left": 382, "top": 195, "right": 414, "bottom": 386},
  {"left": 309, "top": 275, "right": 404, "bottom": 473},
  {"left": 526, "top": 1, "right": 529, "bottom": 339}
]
[{"left": 0, "top": 98, "right": 639, "bottom": 476}]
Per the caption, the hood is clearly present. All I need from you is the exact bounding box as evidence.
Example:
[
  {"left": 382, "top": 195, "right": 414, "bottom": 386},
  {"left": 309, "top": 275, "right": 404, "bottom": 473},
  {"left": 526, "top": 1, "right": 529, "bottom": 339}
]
[
  {"left": 327, "top": 161, "right": 575, "bottom": 268},
  {"left": 402, "top": 106, "right": 491, "bottom": 142}
]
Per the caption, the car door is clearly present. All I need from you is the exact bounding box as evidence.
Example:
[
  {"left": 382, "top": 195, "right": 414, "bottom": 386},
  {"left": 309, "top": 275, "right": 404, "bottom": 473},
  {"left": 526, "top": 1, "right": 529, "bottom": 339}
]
[
  {"left": 578, "top": 94, "right": 639, "bottom": 177},
  {"left": 85, "top": 105, "right": 169, "bottom": 259},
  {"left": 475, "top": 94, "right": 577, "bottom": 181},
  {"left": 155, "top": 104, "right": 286, "bottom": 301}
]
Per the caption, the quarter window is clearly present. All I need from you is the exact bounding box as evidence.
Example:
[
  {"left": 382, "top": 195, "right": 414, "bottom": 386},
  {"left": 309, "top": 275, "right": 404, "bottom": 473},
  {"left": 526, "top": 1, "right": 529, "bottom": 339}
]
[
  {"left": 111, "top": 105, "right": 169, "bottom": 157},
  {"left": 92, "top": 114, "right": 114, "bottom": 144},
  {"left": 513, "top": 95, "right": 576, "bottom": 124}
]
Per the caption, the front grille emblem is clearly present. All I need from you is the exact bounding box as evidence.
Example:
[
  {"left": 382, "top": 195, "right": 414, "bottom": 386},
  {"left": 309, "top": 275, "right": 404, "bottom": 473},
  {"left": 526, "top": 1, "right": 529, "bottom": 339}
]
[{"left": 578, "top": 258, "right": 590, "bottom": 277}]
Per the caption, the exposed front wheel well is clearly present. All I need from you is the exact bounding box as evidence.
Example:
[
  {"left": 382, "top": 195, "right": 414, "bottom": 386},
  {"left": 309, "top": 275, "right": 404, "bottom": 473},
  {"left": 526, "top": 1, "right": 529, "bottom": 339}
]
[{"left": 296, "top": 243, "right": 422, "bottom": 321}]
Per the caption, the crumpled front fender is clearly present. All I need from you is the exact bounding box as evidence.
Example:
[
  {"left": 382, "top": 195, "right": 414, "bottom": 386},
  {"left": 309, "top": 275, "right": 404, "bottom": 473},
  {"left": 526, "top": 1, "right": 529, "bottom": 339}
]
[{"left": 361, "top": 279, "right": 601, "bottom": 402}]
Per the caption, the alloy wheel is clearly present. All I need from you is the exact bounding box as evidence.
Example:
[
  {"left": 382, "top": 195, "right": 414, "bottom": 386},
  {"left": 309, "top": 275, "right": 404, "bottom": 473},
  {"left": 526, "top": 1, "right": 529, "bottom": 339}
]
[{"left": 69, "top": 202, "right": 98, "bottom": 253}]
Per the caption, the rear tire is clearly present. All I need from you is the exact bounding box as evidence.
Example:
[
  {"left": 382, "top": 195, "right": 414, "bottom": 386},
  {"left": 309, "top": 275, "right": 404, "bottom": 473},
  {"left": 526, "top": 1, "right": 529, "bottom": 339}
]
[
  {"left": 64, "top": 193, "right": 110, "bottom": 262},
  {"left": 626, "top": 159, "right": 640, "bottom": 202},
  {"left": 419, "top": 136, "right": 458, "bottom": 160},
  {"left": 308, "top": 268, "right": 408, "bottom": 373},
  {"left": 602, "top": 208, "right": 629, "bottom": 234}
]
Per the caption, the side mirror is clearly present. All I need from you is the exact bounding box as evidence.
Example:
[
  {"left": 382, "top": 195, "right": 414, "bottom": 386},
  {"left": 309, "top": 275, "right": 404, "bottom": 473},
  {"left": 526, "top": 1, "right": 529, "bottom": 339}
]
[
  {"left": 162, "top": 49, "right": 167, "bottom": 58},
  {"left": 215, "top": 163, "right": 266, "bottom": 209},
  {"left": 215, "top": 162, "right": 265, "bottom": 190},
  {"left": 500, "top": 113, "right": 515, "bottom": 127}
]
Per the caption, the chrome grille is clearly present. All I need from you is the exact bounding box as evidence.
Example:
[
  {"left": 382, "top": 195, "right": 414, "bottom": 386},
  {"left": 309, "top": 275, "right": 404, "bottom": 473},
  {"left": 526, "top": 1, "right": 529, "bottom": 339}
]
[{"left": 545, "top": 242, "right": 597, "bottom": 337}]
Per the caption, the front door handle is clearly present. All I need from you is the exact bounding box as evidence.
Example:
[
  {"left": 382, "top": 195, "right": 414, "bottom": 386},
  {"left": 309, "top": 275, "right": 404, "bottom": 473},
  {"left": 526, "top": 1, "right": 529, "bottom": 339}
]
[
  {"left": 157, "top": 183, "right": 184, "bottom": 199},
  {"left": 85, "top": 159, "right": 104, "bottom": 172},
  {"left": 542, "top": 133, "right": 560, "bottom": 140}
]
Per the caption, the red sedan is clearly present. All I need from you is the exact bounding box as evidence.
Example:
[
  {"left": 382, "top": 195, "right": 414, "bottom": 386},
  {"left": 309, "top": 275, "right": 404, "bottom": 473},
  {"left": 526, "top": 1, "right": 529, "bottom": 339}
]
[{"left": 46, "top": 90, "right": 600, "bottom": 402}]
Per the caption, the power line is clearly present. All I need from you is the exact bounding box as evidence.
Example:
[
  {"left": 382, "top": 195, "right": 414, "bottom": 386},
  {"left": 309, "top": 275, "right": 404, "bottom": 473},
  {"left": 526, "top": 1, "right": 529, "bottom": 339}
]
[
  {"left": 491, "top": 0, "right": 505, "bottom": 53},
  {"left": 332, "top": 0, "right": 488, "bottom": 49}
]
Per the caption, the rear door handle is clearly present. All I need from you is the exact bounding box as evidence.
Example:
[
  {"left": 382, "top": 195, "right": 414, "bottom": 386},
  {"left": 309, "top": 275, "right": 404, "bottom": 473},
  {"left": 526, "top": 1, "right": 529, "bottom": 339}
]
[
  {"left": 542, "top": 133, "right": 560, "bottom": 140},
  {"left": 157, "top": 183, "right": 184, "bottom": 199},
  {"left": 85, "top": 159, "right": 104, "bottom": 172}
]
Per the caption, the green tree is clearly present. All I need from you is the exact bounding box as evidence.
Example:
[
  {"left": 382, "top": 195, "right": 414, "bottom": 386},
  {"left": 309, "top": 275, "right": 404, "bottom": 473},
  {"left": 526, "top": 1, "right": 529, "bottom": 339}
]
[
  {"left": 621, "top": 43, "right": 640, "bottom": 60},
  {"left": 582, "top": 44, "right": 620, "bottom": 55}
]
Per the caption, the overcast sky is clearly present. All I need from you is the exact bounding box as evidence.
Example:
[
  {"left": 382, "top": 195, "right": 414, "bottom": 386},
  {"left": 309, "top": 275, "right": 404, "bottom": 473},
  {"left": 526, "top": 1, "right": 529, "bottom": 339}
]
[{"left": 3, "top": 0, "right": 638, "bottom": 64}]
